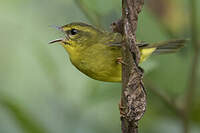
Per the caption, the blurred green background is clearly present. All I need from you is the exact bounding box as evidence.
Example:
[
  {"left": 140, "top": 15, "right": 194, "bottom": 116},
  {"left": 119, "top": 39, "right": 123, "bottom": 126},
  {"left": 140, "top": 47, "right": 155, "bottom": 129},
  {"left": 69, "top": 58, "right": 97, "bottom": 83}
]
[{"left": 0, "top": 0, "right": 200, "bottom": 133}]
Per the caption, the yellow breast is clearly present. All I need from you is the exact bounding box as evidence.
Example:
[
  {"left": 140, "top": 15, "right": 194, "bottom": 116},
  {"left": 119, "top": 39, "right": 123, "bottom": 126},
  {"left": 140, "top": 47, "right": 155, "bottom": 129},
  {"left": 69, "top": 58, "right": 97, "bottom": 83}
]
[{"left": 63, "top": 43, "right": 155, "bottom": 82}]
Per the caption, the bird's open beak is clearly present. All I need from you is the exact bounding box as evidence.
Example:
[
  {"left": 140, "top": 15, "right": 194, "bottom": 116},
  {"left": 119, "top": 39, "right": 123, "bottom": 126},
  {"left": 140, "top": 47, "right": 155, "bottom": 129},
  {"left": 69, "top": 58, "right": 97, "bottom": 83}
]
[
  {"left": 48, "top": 25, "right": 70, "bottom": 44},
  {"left": 48, "top": 38, "right": 63, "bottom": 44}
]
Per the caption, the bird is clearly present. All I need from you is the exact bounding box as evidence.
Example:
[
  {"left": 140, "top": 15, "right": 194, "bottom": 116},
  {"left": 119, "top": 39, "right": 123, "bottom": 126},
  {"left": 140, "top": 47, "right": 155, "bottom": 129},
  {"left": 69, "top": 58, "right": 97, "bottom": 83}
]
[{"left": 49, "top": 22, "right": 186, "bottom": 82}]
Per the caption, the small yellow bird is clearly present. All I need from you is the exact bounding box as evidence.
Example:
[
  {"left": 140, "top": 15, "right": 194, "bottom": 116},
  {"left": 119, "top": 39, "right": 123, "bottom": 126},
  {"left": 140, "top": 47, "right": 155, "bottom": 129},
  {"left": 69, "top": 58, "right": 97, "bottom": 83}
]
[{"left": 49, "top": 22, "right": 186, "bottom": 82}]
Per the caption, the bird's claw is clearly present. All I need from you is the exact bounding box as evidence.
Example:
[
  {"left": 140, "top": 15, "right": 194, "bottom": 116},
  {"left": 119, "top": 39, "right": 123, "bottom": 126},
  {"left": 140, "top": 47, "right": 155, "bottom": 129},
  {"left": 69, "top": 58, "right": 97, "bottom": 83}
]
[{"left": 116, "top": 57, "right": 127, "bottom": 65}]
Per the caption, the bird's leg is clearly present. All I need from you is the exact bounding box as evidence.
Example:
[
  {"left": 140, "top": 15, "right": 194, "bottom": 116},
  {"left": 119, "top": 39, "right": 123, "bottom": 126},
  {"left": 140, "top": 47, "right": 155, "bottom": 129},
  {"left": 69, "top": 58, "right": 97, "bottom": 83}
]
[{"left": 116, "top": 57, "right": 127, "bottom": 65}]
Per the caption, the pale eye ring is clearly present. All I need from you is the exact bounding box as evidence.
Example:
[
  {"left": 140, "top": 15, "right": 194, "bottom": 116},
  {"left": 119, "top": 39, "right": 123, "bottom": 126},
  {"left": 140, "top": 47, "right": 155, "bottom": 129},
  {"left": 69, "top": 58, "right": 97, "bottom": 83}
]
[{"left": 70, "top": 29, "right": 78, "bottom": 35}]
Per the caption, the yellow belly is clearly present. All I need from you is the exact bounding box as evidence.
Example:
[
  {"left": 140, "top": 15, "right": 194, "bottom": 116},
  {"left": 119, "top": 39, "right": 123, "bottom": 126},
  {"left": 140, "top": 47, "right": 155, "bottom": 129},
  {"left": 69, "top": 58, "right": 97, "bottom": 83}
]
[
  {"left": 68, "top": 45, "right": 121, "bottom": 82},
  {"left": 66, "top": 44, "right": 155, "bottom": 82}
]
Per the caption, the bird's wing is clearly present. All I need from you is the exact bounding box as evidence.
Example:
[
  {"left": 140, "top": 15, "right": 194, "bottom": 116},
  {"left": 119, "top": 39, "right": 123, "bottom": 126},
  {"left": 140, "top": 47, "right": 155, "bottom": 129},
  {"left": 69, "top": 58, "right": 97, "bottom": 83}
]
[
  {"left": 99, "top": 32, "right": 123, "bottom": 47},
  {"left": 100, "top": 32, "right": 149, "bottom": 48}
]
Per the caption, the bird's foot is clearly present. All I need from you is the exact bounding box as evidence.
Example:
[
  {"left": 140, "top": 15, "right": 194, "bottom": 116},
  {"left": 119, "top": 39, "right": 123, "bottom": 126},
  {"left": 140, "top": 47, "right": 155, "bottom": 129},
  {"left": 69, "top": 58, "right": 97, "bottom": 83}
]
[{"left": 116, "top": 57, "right": 127, "bottom": 65}]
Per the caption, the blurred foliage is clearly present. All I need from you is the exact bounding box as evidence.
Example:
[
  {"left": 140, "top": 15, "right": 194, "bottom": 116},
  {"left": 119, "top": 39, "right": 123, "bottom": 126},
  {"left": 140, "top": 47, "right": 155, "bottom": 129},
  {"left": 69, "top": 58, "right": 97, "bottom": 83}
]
[
  {"left": 0, "top": 0, "right": 199, "bottom": 133},
  {"left": 146, "top": 0, "right": 190, "bottom": 37},
  {"left": 0, "top": 93, "right": 46, "bottom": 133}
]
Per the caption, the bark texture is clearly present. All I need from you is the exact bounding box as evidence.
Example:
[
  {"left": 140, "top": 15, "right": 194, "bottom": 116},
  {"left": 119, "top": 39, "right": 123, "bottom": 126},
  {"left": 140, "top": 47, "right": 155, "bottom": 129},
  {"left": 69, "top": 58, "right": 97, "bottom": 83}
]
[{"left": 112, "top": 0, "right": 146, "bottom": 133}]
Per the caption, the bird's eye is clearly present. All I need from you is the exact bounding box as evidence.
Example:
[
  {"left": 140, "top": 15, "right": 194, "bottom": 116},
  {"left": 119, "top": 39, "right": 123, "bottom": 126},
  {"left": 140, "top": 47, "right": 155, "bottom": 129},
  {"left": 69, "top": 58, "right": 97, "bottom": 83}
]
[{"left": 70, "top": 29, "right": 78, "bottom": 35}]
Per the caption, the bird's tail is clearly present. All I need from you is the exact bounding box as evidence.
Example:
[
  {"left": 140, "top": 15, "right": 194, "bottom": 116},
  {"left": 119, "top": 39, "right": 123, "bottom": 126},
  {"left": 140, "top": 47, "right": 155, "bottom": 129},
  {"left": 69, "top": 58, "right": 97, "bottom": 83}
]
[
  {"left": 151, "top": 39, "right": 187, "bottom": 54},
  {"left": 139, "top": 39, "right": 187, "bottom": 63}
]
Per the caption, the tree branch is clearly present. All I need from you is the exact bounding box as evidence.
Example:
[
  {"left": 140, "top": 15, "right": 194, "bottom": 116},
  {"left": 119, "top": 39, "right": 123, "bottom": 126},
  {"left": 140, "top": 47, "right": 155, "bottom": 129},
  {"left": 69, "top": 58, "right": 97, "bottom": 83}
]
[
  {"left": 185, "top": 0, "right": 199, "bottom": 112},
  {"left": 113, "top": 0, "right": 146, "bottom": 133},
  {"left": 183, "top": 0, "right": 200, "bottom": 133}
]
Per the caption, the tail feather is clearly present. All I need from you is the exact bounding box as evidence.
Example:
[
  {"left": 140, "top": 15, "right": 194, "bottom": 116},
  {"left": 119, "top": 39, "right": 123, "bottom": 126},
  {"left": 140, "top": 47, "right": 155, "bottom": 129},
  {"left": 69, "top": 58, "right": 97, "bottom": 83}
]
[
  {"left": 151, "top": 39, "right": 187, "bottom": 54},
  {"left": 138, "top": 39, "right": 187, "bottom": 54},
  {"left": 138, "top": 39, "right": 187, "bottom": 63}
]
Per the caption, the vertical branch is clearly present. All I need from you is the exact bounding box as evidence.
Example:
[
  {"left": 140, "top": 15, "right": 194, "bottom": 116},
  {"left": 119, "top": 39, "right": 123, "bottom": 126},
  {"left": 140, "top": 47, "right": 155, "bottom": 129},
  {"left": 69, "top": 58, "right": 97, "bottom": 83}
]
[
  {"left": 185, "top": 0, "right": 199, "bottom": 110},
  {"left": 122, "top": 0, "right": 146, "bottom": 132},
  {"left": 183, "top": 0, "right": 200, "bottom": 133},
  {"left": 112, "top": 0, "right": 145, "bottom": 133}
]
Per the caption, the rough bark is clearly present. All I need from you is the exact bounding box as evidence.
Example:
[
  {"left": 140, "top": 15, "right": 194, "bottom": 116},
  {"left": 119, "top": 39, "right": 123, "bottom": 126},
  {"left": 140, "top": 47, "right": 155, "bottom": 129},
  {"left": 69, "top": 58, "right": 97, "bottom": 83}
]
[{"left": 112, "top": 0, "right": 146, "bottom": 133}]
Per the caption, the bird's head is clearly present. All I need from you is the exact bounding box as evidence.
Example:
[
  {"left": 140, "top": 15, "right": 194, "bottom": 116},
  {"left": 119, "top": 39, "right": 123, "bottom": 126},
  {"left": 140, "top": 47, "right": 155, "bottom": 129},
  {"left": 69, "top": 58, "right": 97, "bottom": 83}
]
[{"left": 49, "top": 22, "right": 103, "bottom": 51}]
